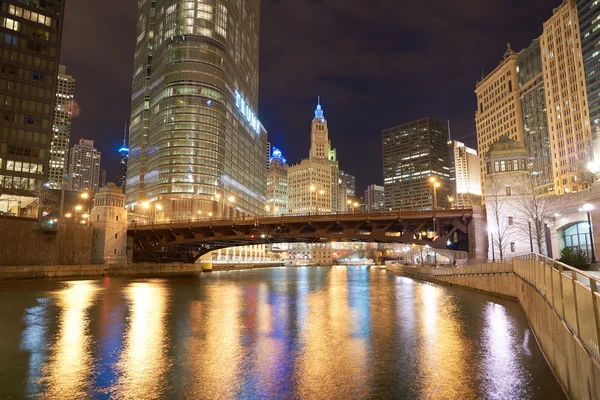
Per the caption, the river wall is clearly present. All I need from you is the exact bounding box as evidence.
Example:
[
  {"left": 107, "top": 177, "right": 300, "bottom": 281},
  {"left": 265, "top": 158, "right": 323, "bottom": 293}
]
[
  {"left": 0, "top": 262, "right": 286, "bottom": 280},
  {"left": 387, "top": 263, "right": 600, "bottom": 400}
]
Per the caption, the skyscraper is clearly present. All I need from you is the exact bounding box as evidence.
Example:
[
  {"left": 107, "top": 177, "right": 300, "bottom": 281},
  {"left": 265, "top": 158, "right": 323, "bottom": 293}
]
[
  {"left": 577, "top": 0, "right": 600, "bottom": 145},
  {"left": 341, "top": 171, "right": 356, "bottom": 199},
  {"left": 0, "top": 1, "right": 66, "bottom": 195},
  {"left": 382, "top": 118, "right": 452, "bottom": 210},
  {"left": 67, "top": 139, "right": 101, "bottom": 193},
  {"left": 288, "top": 101, "right": 347, "bottom": 214},
  {"left": 48, "top": 65, "right": 75, "bottom": 190},
  {"left": 517, "top": 38, "right": 553, "bottom": 195},
  {"left": 453, "top": 141, "right": 481, "bottom": 208},
  {"left": 365, "top": 184, "right": 385, "bottom": 211},
  {"left": 127, "top": 0, "right": 267, "bottom": 220},
  {"left": 475, "top": 44, "right": 524, "bottom": 200},
  {"left": 541, "top": 0, "right": 592, "bottom": 193},
  {"left": 116, "top": 124, "right": 128, "bottom": 189},
  {"left": 266, "top": 147, "right": 288, "bottom": 215}
]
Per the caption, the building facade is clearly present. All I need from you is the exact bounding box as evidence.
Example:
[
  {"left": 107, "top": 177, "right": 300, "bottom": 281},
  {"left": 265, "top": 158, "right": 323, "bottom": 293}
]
[
  {"left": 0, "top": 1, "right": 66, "bottom": 194},
  {"left": 266, "top": 147, "right": 288, "bottom": 215},
  {"left": 517, "top": 38, "right": 554, "bottom": 195},
  {"left": 67, "top": 139, "right": 101, "bottom": 193},
  {"left": 48, "top": 64, "right": 74, "bottom": 189},
  {"left": 126, "top": 0, "right": 267, "bottom": 220},
  {"left": 91, "top": 183, "right": 128, "bottom": 264},
  {"left": 382, "top": 118, "right": 452, "bottom": 210},
  {"left": 453, "top": 140, "right": 481, "bottom": 208},
  {"left": 288, "top": 102, "right": 347, "bottom": 214},
  {"left": 475, "top": 44, "right": 525, "bottom": 200},
  {"left": 577, "top": 0, "right": 600, "bottom": 141},
  {"left": 365, "top": 184, "right": 385, "bottom": 211},
  {"left": 542, "top": 0, "right": 593, "bottom": 194}
]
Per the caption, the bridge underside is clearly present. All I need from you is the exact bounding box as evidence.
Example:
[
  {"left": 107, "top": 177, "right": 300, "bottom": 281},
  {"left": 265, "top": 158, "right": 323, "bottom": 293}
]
[{"left": 129, "top": 211, "right": 475, "bottom": 263}]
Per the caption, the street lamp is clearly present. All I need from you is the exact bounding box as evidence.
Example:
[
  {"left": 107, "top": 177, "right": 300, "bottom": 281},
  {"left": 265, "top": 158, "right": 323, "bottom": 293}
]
[
  {"left": 80, "top": 192, "right": 89, "bottom": 200},
  {"left": 448, "top": 196, "right": 454, "bottom": 210},
  {"left": 429, "top": 177, "right": 440, "bottom": 210},
  {"left": 583, "top": 203, "right": 597, "bottom": 263}
]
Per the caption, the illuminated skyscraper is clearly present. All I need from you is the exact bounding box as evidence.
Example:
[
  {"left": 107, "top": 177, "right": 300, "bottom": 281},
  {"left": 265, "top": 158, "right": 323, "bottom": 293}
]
[
  {"left": 365, "top": 184, "right": 385, "bottom": 211},
  {"left": 116, "top": 124, "right": 128, "bottom": 189},
  {"left": 127, "top": 0, "right": 267, "bottom": 220},
  {"left": 266, "top": 147, "right": 288, "bottom": 215},
  {"left": 48, "top": 65, "right": 75, "bottom": 190},
  {"left": 577, "top": 0, "right": 600, "bottom": 142},
  {"left": 0, "top": 1, "right": 66, "bottom": 196},
  {"left": 453, "top": 141, "right": 481, "bottom": 208},
  {"left": 382, "top": 118, "right": 452, "bottom": 210},
  {"left": 67, "top": 139, "right": 101, "bottom": 193}
]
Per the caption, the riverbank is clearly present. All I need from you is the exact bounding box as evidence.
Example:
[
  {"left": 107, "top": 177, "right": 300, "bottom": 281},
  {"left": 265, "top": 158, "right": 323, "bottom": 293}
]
[
  {"left": 386, "top": 261, "right": 600, "bottom": 400},
  {"left": 0, "top": 262, "right": 286, "bottom": 280}
]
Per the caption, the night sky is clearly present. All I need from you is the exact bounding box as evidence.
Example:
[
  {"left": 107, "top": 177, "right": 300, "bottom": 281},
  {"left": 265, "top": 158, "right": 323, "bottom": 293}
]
[{"left": 61, "top": 0, "right": 557, "bottom": 194}]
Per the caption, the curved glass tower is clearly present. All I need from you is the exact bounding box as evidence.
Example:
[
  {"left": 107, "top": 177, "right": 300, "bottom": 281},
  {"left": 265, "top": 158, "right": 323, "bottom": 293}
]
[{"left": 127, "top": 0, "right": 266, "bottom": 221}]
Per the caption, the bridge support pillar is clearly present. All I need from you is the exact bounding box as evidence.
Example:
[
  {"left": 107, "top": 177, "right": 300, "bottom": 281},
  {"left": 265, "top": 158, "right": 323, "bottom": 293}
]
[
  {"left": 202, "top": 261, "right": 213, "bottom": 272},
  {"left": 468, "top": 205, "right": 488, "bottom": 263}
]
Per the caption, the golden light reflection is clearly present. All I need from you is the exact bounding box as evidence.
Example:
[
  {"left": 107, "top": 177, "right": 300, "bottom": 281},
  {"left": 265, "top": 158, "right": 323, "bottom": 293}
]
[
  {"left": 114, "top": 281, "right": 169, "bottom": 399},
  {"left": 44, "top": 280, "right": 99, "bottom": 398},
  {"left": 298, "top": 267, "right": 369, "bottom": 398},
  {"left": 183, "top": 284, "right": 244, "bottom": 398},
  {"left": 416, "top": 284, "right": 477, "bottom": 399}
]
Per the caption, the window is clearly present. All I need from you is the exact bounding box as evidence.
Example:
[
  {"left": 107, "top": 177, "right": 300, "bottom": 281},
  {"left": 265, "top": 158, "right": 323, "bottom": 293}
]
[
  {"left": 511, "top": 242, "right": 516, "bottom": 252},
  {"left": 508, "top": 217, "right": 514, "bottom": 226},
  {"left": 114, "top": 233, "right": 118, "bottom": 239},
  {"left": 116, "top": 215, "right": 119, "bottom": 221},
  {"left": 506, "top": 186, "right": 512, "bottom": 196}
]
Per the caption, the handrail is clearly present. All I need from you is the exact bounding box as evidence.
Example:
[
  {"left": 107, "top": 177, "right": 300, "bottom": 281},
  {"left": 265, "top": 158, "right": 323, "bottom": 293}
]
[{"left": 515, "top": 253, "right": 600, "bottom": 284}]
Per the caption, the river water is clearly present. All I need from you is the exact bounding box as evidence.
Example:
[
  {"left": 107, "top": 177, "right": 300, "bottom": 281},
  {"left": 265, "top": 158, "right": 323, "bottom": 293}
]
[{"left": 0, "top": 266, "right": 564, "bottom": 399}]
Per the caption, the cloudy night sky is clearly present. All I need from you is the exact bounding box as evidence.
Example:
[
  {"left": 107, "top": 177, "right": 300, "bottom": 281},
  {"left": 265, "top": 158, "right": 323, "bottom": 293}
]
[{"left": 61, "top": 0, "right": 557, "bottom": 193}]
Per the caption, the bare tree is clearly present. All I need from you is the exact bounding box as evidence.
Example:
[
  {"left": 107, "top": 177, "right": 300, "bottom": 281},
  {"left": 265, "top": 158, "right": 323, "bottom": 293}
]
[
  {"left": 486, "top": 177, "right": 515, "bottom": 261},
  {"left": 572, "top": 159, "right": 596, "bottom": 188}
]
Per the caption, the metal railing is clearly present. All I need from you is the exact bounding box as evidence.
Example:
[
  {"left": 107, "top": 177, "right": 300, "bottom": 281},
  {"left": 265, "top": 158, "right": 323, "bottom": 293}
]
[{"left": 513, "top": 254, "right": 600, "bottom": 362}]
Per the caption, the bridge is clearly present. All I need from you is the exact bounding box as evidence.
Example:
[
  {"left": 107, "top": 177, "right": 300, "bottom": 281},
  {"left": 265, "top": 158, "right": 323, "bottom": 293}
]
[{"left": 128, "top": 208, "right": 486, "bottom": 263}]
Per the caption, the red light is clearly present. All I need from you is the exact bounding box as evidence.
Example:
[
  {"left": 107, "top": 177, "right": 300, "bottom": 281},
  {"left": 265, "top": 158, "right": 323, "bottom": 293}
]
[{"left": 250, "top": 234, "right": 255, "bottom": 239}]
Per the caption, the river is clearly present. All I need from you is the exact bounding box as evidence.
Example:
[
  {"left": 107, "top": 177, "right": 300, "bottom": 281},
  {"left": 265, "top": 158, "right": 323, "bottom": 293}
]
[{"left": 0, "top": 266, "right": 564, "bottom": 399}]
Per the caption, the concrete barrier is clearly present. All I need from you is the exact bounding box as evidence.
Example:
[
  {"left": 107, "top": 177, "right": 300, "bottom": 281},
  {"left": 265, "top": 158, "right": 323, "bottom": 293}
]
[{"left": 387, "top": 258, "right": 600, "bottom": 400}]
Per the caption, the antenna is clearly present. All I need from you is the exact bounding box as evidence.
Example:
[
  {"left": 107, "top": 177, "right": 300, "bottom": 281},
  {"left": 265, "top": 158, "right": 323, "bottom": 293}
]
[
  {"left": 123, "top": 123, "right": 128, "bottom": 147},
  {"left": 447, "top": 120, "right": 452, "bottom": 141}
]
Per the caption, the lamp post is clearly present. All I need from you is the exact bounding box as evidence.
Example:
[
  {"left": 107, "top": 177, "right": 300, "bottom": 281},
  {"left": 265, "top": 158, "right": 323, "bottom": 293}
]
[
  {"left": 528, "top": 219, "right": 534, "bottom": 253},
  {"left": 583, "top": 203, "right": 597, "bottom": 264},
  {"left": 429, "top": 177, "right": 440, "bottom": 210}
]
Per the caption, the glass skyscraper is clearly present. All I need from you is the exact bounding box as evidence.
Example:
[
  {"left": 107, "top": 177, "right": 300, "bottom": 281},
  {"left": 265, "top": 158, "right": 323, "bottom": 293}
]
[
  {"left": 127, "top": 0, "right": 267, "bottom": 220},
  {"left": 578, "top": 0, "right": 600, "bottom": 135}
]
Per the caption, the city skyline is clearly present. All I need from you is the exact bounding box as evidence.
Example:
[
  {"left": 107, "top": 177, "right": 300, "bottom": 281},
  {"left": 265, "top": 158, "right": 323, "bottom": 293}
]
[{"left": 59, "top": 0, "right": 556, "bottom": 191}]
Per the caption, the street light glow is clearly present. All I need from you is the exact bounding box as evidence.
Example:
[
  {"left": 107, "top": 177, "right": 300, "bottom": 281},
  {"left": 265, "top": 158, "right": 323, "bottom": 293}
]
[
  {"left": 142, "top": 202, "right": 150, "bottom": 209},
  {"left": 310, "top": 185, "right": 316, "bottom": 192},
  {"left": 80, "top": 192, "right": 89, "bottom": 199},
  {"left": 155, "top": 204, "right": 163, "bottom": 211},
  {"left": 228, "top": 196, "right": 235, "bottom": 202},
  {"left": 75, "top": 205, "right": 83, "bottom": 211},
  {"left": 583, "top": 203, "right": 594, "bottom": 212}
]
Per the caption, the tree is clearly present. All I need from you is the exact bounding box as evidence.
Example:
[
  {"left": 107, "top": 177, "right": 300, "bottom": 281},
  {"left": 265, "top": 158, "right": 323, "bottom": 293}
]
[
  {"left": 558, "top": 247, "right": 590, "bottom": 270},
  {"left": 486, "top": 177, "right": 515, "bottom": 261},
  {"left": 572, "top": 159, "right": 596, "bottom": 188}
]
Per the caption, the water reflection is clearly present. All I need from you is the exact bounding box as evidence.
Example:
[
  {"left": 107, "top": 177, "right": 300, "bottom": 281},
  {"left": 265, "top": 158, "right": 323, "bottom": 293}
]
[
  {"left": 0, "top": 267, "right": 565, "bottom": 399},
  {"left": 113, "top": 281, "right": 169, "bottom": 399},
  {"left": 44, "top": 280, "right": 99, "bottom": 398}
]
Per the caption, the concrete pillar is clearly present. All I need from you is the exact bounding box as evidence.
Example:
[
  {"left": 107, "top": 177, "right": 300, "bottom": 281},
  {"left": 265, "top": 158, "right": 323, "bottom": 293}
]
[{"left": 469, "top": 205, "right": 488, "bottom": 263}]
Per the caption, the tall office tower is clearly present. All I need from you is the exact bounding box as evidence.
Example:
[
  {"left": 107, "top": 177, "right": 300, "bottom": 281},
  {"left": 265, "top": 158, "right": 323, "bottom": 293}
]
[
  {"left": 67, "top": 139, "right": 101, "bottom": 193},
  {"left": 127, "top": 0, "right": 267, "bottom": 220},
  {"left": 48, "top": 65, "right": 75, "bottom": 189},
  {"left": 266, "top": 141, "right": 271, "bottom": 170},
  {"left": 475, "top": 44, "right": 525, "bottom": 200},
  {"left": 116, "top": 124, "right": 128, "bottom": 189},
  {"left": 266, "top": 147, "right": 288, "bottom": 215},
  {"left": 341, "top": 171, "right": 356, "bottom": 198},
  {"left": 288, "top": 101, "right": 347, "bottom": 214},
  {"left": 382, "top": 118, "right": 452, "bottom": 210},
  {"left": 517, "top": 38, "right": 553, "bottom": 195},
  {"left": 453, "top": 141, "right": 482, "bottom": 208},
  {"left": 542, "top": 0, "right": 593, "bottom": 193},
  {"left": 577, "top": 0, "right": 600, "bottom": 146},
  {"left": 0, "top": 1, "right": 66, "bottom": 195},
  {"left": 364, "top": 184, "right": 385, "bottom": 211}
]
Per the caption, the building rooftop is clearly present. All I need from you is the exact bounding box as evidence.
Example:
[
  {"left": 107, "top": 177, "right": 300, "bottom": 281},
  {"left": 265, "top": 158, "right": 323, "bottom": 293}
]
[{"left": 486, "top": 135, "right": 527, "bottom": 158}]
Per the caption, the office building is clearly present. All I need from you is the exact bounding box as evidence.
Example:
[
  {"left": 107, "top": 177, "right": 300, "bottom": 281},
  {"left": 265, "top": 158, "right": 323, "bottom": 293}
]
[
  {"left": 365, "top": 184, "right": 385, "bottom": 211},
  {"left": 266, "top": 141, "right": 271, "bottom": 170},
  {"left": 99, "top": 168, "right": 107, "bottom": 188},
  {"left": 382, "top": 118, "right": 452, "bottom": 210},
  {"left": 542, "top": 0, "right": 593, "bottom": 193},
  {"left": 266, "top": 147, "right": 288, "bottom": 215},
  {"left": 288, "top": 101, "right": 347, "bottom": 214},
  {"left": 116, "top": 124, "right": 128, "bottom": 189},
  {"left": 517, "top": 38, "right": 553, "bottom": 195},
  {"left": 577, "top": 0, "right": 600, "bottom": 144},
  {"left": 67, "top": 139, "right": 101, "bottom": 193},
  {"left": 0, "top": 1, "right": 66, "bottom": 195},
  {"left": 475, "top": 44, "right": 525, "bottom": 200},
  {"left": 453, "top": 141, "right": 481, "bottom": 208},
  {"left": 48, "top": 64, "right": 74, "bottom": 189},
  {"left": 126, "top": 0, "right": 267, "bottom": 220}
]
